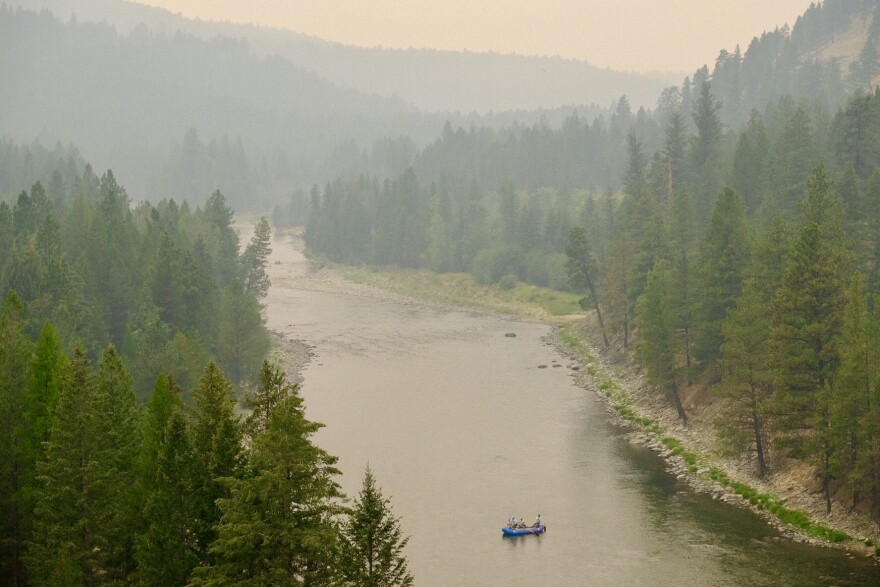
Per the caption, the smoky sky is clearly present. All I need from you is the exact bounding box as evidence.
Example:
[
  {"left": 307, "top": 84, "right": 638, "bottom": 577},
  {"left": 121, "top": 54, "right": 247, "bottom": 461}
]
[{"left": 135, "top": 0, "right": 813, "bottom": 72}]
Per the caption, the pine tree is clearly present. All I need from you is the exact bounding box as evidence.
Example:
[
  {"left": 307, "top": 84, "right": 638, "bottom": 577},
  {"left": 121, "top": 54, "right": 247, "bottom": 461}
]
[
  {"left": 694, "top": 187, "right": 752, "bottom": 372},
  {"left": 607, "top": 170, "right": 665, "bottom": 350},
  {"left": 203, "top": 190, "right": 241, "bottom": 288},
  {"left": 623, "top": 132, "right": 647, "bottom": 199},
  {"left": 601, "top": 236, "right": 634, "bottom": 349},
  {"left": 215, "top": 282, "right": 271, "bottom": 387},
  {"left": 668, "top": 189, "right": 697, "bottom": 382},
  {"left": 731, "top": 110, "right": 770, "bottom": 215},
  {"left": 27, "top": 344, "right": 105, "bottom": 584},
  {"left": 829, "top": 274, "right": 880, "bottom": 512},
  {"left": 716, "top": 285, "right": 774, "bottom": 476},
  {"left": 244, "top": 360, "right": 300, "bottom": 442},
  {"left": 189, "top": 361, "right": 243, "bottom": 563},
  {"left": 138, "top": 373, "right": 184, "bottom": 488},
  {"left": 242, "top": 217, "right": 272, "bottom": 300},
  {"left": 189, "top": 390, "right": 343, "bottom": 586},
  {"left": 864, "top": 168, "right": 880, "bottom": 295},
  {"left": 689, "top": 81, "right": 724, "bottom": 220},
  {"left": 340, "top": 466, "right": 413, "bottom": 587},
  {"left": 770, "top": 166, "right": 850, "bottom": 512},
  {"left": 714, "top": 217, "right": 792, "bottom": 478},
  {"left": 770, "top": 107, "right": 820, "bottom": 216},
  {"left": 565, "top": 226, "right": 609, "bottom": 347},
  {"left": 0, "top": 291, "right": 34, "bottom": 586},
  {"left": 636, "top": 259, "right": 687, "bottom": 424},
  {"left": 137, "top": 410, "right": 199, "bottom": 586},
  {"left": 94, "top": 345, "right": 142, "bottom": 581},
  {"left": 663, "top": 111, "right": 688, "bottom": 203},
  {"left": 19, "top": 320, "right": 67, "bottom": 573},
  {"left": 25, "top": 322, "right": 66, "bottom": 457}
]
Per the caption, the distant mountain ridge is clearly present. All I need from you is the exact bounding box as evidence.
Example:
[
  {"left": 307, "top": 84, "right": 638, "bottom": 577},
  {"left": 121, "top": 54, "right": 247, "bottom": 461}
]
[
  {"left": 7, "top": 0, "right": 679, "bottom": 113},
  {"left": 0, "top": 5, "right": 428, "bottom": 206}
]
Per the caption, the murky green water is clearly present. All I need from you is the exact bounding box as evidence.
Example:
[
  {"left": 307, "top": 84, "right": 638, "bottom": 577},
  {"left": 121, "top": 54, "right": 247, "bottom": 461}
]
[{"left": 265, "top": 234, "right": 879, "bottom": 586}]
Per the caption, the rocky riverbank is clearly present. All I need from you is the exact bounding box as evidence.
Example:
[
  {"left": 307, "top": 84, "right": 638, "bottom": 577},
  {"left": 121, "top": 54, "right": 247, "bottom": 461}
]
[{"left": 551, "top": 316, "right": 880, "bottom": 563}]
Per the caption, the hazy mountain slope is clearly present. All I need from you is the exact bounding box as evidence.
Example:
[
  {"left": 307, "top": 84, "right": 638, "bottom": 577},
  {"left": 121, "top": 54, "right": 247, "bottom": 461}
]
[
  {"left": 8, "top": 0, "right": 679, "bottom": 112},
  {"left": 0, "top": 6, "right": 432, "bottom": 205}
]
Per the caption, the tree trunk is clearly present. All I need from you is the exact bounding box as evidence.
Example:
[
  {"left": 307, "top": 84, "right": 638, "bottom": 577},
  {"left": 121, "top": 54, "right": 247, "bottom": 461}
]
[
  {"left": 668, "top": 381, "right": 688, "bottom": 425},
  {"left": 683, "top": 325, "right": 692, "bottom": 385},
  {"left": 750, "top": 387, "right": 767, "bottom": 477},
  {"left": 582, "top": 263, "right": 609, "bottom": 348},
  {"left": 823, "top": 445, "right": 832, "bottom": 514}
]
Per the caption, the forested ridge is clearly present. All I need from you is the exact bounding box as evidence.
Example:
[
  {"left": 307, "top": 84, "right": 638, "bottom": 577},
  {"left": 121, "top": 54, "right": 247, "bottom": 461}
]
[
  {"left": 301, "top": 0, "right": 880, "bottom": 530},
  {"left": 0, "top": 165, "right": 413, "bottom": 584},
  {"left": 7, "top": 0, "right": 879, "bottom": 211}
]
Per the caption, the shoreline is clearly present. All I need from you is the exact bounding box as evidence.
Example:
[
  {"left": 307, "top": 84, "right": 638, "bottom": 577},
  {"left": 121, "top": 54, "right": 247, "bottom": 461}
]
[
  {"left": 264, "top": 230, "right": 878, "bottom": 564},
  {"left": 551, "top": 317, "right": 880, "bottom": 563}
]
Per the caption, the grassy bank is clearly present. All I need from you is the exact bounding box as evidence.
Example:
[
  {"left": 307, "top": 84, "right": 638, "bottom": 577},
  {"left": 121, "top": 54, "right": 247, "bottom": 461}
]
[{"left": 340, "top": 265, "right": 582, "bottom": 320}]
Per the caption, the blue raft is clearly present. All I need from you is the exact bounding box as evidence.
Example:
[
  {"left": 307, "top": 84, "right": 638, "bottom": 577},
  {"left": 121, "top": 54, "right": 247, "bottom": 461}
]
[{"left": 501, "top": 524, "right": 546, "bottom": 536}]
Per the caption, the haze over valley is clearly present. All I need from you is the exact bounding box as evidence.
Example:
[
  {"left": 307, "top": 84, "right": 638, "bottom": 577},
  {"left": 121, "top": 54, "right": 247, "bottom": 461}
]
[{"left": 2, "top": 1, "right": 880, "bottom": 585}]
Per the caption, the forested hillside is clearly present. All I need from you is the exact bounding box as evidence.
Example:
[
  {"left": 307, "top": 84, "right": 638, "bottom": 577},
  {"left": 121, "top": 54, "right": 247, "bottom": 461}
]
[
  {"left": 0, "top": 6, "right": 427, "bottom": 208},
  {"left": 0, "top": 169, "right": 271, "bottom": 393},
  {"left": 0, "top": 161, "right": 418, "bottom": 585},
  {"left": 302, "top": 0, "right": 880, "bottom": 526}
]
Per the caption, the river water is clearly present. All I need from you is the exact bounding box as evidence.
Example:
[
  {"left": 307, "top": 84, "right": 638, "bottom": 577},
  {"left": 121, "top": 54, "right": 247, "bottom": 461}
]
[{"left": 263, "top": 232, "right": 879, "bottom": 586}]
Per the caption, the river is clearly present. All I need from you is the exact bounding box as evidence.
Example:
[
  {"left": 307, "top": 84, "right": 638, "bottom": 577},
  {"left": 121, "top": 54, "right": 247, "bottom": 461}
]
[{"left": 263, "top": 231, "right": 878, "bottom": 586}]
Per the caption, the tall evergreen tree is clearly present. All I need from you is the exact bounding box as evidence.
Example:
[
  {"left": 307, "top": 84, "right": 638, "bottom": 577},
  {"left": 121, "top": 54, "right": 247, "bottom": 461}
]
[
  {"left": 0, "top": 291, "right": 33, "bottom": 586},
  {"left": 139, "top": 373, "right": 184, "bottom": 488},
  {"left": 244, "top": 360, "right": 300, "bottom": 442},
  {"left": 601, "top": 235, "right": 634, "bottom": 349},
  {"left": 93, "top": 345, "right": 141, "bottom": 582},
  {"left": 715, "top": 216, "right": 793, "bottom": 476},
  {"left": 770, "top": 107, "right": 820, "bottom": 216},
  {"left": 623, "top": 132, "right": 648, "bottom": 199},
  {"left": 689, "top": 81, "right": 724, "bottom": 220},
  {"left": 242, "top": 217, "right": 272, "bottom": 300},
  {"left": 216, "top": 282, "right": 271, "bottom": 387},
  {"left": 189, "top": 390, "right": 342, "bottom": 586},
  {"left": 137, "top": 410, "right": 199, "bottom": 586},
  {"left": 189, "top": 361, "right": 243, "bottom": 563},
  {"left": 829, "top": 273, "right": 880, "bottom": 511},
  {"left": 565, "top": 226, "right": 609, "bottom": 347},
  {"left": 203, "top": 190, "right": 241, "bottom": 288},
  {"left": 694, "top": 187, "right": 752, "bottom": 372},
  {"left": 27, "top": 344, "right": 105, "bottom": 585},
  {"left": 770, "top": 165, "right": 850, "bottom": 512},
  {"left": 716, "top": 284, "right": 774, "bottom": 476},
  {"left": 668, "top": 189, "right": 697, "bottom": 382},
  {"left": 636, "top": 259, "right": 688, "bottom": 423},
  {"left": 730, "top": 110, "right": 770, "bottom": 215},
  {"left": 22, "top": 321, "right": 66, "bottom": 510},
  {"left": 340, "top": 466, "right": 413, "bottom": 587},
  {"left": 663, "top": 111, "right": 688, "bottom": 203}
]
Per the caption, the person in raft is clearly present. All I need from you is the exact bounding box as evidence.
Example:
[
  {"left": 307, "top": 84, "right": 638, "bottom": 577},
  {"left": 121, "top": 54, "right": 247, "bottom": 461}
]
[
  {"left": 533, "top": 514, "right": 542, "bottom": 527},
  {"left": 508, "top": 516, "right": 517, "bottom": 528}
]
